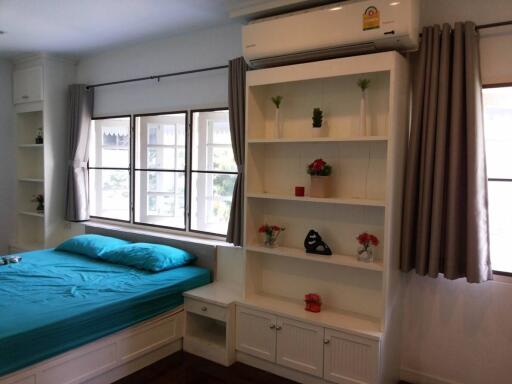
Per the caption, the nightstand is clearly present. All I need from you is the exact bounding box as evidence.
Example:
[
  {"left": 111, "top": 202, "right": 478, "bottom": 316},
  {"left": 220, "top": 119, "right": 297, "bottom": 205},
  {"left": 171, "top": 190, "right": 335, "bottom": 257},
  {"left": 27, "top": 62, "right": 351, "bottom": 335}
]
[{"left": 183, "top": 282, "right": 241, "bottom": 366}]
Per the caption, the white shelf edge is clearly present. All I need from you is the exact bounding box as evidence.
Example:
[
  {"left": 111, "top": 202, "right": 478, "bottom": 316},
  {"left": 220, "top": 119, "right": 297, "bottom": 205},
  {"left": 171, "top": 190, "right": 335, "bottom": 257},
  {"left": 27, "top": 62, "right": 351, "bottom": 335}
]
[
  {"left": 238, "top": 293, "right": 382, "bottom": 340},
  {"left": 18, "top": 144, "right": 44, "bottom": 148},
  {"left": 18, "top": 211, "right": 45, "bottom": 218},
  {"left": 246, "top": 192, "right": 386, "bottom": 208},
  {"left": 247, "top": 136, "right": 388, "bottom": 144},
  {"left": 18, "top": 178, "right": 44, "bottom": 183},
  {"left": 245, "top": 245, "right": 383, "bottom": 272}
]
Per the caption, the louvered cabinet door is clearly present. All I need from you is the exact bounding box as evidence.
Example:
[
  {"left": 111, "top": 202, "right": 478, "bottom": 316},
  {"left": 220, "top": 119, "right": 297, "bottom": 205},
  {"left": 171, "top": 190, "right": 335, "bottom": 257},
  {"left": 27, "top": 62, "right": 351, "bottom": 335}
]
[
  {"left": 323, "top": 329, "right": 380, "bottom": 384},
  {"left": 276, "top": 317, "right": 324, "bottom": 377},
  {"left": 236, "top": 306, "right": 277, "bottom": 362}
]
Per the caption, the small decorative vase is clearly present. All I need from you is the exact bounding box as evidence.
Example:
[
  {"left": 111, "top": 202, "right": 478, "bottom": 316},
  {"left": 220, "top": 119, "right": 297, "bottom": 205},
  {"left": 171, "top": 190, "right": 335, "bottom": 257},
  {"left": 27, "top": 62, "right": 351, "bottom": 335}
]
[
  {"left": 357, "top": 246, "right": 374, "bottom": 262},
  {"left": 36, "top": 203, "right": 44, "bottom": 212},
  {"left": 310, "top": 175, "right": 330, "bottom": 198},
  {"left": 312, "top": 126, "right": 324, "bottom": 138},
  {"left": 261, "top": 232, "right": 279, "bottom": 248},
  {"left": 360, "top": 90, "right": 369, "bottom": 136},
  {"left": 274, "top": 108, "right": 283, "bottom": 138},
  {"left": 35, "top": 135, "right": 43, "bottom": 144}
]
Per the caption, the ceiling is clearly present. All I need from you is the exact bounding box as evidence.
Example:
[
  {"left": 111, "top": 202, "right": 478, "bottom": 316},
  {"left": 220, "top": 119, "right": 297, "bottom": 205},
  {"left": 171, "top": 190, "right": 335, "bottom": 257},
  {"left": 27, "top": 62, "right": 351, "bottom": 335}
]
[{"left": 0, "top": 0, "right": 335, "bottom": 59}]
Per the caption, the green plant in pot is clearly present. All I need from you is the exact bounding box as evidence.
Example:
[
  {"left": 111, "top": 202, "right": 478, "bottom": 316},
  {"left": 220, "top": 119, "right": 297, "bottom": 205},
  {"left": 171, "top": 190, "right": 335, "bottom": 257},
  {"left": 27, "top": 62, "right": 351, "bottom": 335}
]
[
  {"left": 32, "top": 194, "right": 44, "bottom": 212},
  {"left": 312, "top": 107, "right": 324, "bottom": 138}
]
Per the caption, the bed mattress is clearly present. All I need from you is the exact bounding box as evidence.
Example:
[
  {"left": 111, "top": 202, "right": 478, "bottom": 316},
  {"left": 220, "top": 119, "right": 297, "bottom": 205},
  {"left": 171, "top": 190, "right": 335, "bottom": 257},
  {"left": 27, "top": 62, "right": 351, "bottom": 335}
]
[{"left": 0, "top": 249, "right": 211, "bottom": 376}]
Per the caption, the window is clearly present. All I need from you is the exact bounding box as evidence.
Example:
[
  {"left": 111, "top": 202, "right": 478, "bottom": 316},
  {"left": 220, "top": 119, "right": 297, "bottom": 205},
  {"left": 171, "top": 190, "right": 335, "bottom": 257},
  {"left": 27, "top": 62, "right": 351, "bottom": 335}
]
[
  {"left": 191, "top": 109, "right": 237, "bottom": 235},
  {"left": 89, "top": 109, "right": 236, "bottom": 237},
  {"left": 89, "top": 116, "right": 131, "bottom": 221},
  {"left": 483, "top": 86, "right": 512, "bottom": 274}
]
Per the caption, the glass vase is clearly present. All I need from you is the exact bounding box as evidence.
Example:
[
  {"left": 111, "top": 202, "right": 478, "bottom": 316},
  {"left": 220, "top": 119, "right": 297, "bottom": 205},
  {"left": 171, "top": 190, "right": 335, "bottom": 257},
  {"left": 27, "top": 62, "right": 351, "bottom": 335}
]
[{"left": 357, "top": 246, "right": 374, "bottom": 262}]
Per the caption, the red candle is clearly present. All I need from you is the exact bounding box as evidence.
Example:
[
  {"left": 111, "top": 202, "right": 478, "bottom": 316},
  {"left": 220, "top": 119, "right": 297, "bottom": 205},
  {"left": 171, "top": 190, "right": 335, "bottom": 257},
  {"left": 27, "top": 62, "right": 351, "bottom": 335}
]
[{"left": 295, "top": 186, "right": 305, "bottom": 197}]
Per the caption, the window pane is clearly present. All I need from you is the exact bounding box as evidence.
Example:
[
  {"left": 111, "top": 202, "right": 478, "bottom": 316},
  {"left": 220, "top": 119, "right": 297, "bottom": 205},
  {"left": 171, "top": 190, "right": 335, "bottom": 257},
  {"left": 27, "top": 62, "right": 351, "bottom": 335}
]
[
  {"left": 89, "top": 117, "right": 130, "bottom": 168},
  {"left": 135, "top": 113, "right": 186, "bottom": 170},
  {"left": 192, "top": 110, "right": 236, "bottom": 172},
  {"left": 89, "top": 169, "right": 130, "bottom": 221},
  {"left": 134, "top": 170, "right": 185, "bottom": 229},
  {"left": 483, "top": 87, "right": 512, "bottom": 179},
  {"left": 488, "top": 181, "right": 512, "bottom": 273},
  {"left": 191, "top": 172, "right": 236, "bottom": 235}
]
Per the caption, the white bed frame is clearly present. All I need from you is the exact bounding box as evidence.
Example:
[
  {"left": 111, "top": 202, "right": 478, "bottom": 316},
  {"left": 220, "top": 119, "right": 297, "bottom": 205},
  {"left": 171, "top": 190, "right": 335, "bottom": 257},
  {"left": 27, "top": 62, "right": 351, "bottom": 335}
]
[{"left": 0, "top": 225, "right": 218, "bottom": 384}]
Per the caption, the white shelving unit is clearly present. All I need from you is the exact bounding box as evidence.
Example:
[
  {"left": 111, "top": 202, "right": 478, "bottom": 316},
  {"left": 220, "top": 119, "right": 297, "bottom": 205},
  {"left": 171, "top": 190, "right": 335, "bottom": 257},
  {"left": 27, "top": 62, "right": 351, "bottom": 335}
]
[
  {"left": 237, "top": 52, "right": 409, "bottom": 384},
  {"left": 10, "top": 55, "right": 76, "bottom": 254}
]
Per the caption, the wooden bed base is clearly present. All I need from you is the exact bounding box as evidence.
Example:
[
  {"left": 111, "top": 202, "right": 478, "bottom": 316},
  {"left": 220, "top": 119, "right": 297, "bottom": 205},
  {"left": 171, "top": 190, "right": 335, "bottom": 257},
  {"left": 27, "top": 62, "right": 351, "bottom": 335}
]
[{"left": 0, "top": 308, "right": 184, "bottom": 384}]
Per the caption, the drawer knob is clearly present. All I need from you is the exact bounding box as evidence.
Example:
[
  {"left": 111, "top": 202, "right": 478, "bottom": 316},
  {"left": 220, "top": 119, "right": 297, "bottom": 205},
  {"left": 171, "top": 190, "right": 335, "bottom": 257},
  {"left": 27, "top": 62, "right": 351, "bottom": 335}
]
[
  {"left": 324, "top": 339, "right": 330, "bottom": 344},
  {"left": 22, "top": 95, "right": 29, "bottom": 99},
  {"left": 275, "top": 325, "right": 282, "bottom": 331},
  {"left": 269, "top": 324, "right": 276, "bottom": 329},
  {"left": 201, "top": 306, "right": 208, "bottom": 312}
]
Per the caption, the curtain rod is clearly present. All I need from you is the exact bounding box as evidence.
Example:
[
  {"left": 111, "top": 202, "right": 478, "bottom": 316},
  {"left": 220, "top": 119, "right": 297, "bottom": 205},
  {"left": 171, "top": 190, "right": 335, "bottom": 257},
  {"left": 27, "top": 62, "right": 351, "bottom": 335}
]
[
  {"left": 85, "top": 64, "right": 228, "bottom": 90},
  {"left": 476, "top": 20, "right": 512, "bottom": 30}
]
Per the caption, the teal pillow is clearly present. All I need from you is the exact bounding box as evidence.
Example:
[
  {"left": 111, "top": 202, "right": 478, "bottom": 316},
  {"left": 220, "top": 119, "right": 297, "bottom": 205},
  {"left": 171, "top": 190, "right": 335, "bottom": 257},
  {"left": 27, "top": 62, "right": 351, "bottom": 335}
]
[
  {"left": 100, "top": 243, "right": 196, "bottom": 272},
  {"left": 55, "top": 234, "right": 130, "bottom": 259}
]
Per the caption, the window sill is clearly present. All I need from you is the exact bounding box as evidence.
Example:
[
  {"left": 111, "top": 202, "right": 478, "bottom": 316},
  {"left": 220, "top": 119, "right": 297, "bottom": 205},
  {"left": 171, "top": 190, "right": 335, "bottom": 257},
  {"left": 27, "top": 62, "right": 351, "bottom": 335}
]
[{"left": 85, "top": 220, "right": 235, "bottom": 249}]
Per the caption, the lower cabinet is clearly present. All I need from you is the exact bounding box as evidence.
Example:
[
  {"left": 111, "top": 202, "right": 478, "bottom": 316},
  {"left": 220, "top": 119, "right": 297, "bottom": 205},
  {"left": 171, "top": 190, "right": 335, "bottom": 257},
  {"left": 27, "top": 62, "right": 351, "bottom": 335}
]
[{"left": 236, "top": 306, "right": 380, "bottom": 384}]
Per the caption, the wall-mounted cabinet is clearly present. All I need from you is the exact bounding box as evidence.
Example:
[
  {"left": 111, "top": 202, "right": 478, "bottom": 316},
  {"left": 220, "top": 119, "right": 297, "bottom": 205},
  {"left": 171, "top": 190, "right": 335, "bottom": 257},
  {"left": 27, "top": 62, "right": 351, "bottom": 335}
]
[
  {"left": 13, "top": 66, "right": 44, "bottom": 104},
  {"left": 237, "top": 52, "right": 409, "bottom": 384}
]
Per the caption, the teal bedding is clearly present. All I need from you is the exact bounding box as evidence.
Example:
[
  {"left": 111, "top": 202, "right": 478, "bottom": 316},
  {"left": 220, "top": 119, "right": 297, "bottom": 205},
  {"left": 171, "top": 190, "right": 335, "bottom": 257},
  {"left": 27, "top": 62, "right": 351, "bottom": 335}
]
[{"left": 0, "top": 249, "right": 211, "bottom": 377}]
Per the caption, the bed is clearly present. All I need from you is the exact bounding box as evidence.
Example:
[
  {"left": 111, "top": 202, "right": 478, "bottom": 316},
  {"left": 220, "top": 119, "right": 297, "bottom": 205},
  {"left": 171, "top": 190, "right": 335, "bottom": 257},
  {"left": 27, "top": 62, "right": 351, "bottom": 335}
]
[{"left": 0, "top": 225, "right": 217, "bottom": 384}]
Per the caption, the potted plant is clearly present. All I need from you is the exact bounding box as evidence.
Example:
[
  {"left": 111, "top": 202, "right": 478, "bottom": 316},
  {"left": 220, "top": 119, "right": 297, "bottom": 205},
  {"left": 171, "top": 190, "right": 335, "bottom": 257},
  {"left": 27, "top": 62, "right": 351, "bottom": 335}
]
[
  {"left": 357, "top": 78, "right": 371, "bottom": 136},
  {"left": 356, "top": 232, "right": 379, "bottom": 262},
  {"left": 35, "top": 127, "right": 43, "bottom": 144},
  {"left": 271, "top": 96, "right": 283, "bottom": 138},
  {"left": 258, "top": 224, "right": 285, "bottom": 248},
  {"left": 307, "top": 158, "right": 332, "bottom": 198},
  {"left": 32, "top": 194, "right": 44, "bottom": 212},
  {"left": 312, "top": 107, "right": 324, "bottom": 138}
]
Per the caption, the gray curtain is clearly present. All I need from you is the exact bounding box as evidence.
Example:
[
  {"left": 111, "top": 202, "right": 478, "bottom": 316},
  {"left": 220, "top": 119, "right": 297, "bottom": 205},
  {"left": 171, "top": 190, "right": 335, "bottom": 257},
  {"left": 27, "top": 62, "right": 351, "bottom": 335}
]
[
  {"left": 226, "top": 57, "right": 248, "bottom": 246},
  {"left": 400, "top": 22, "right": 492, "bottom": 283},
  {"left": 65, "top": 84, "right": 94, "bottom": 222}
]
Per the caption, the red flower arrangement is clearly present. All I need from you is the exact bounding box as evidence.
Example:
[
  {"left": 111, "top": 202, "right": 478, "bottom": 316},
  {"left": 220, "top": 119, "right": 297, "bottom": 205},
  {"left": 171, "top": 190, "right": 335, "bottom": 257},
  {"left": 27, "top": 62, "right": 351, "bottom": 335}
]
[
  {"left": 307, "top": 158, "right": 332, "bottom": 176},
  {"left": 357, "top": 232, "right": 379, "bottom": 250},
  {"left": 258, "top": 224, "right": 285, "bottom": 247}
]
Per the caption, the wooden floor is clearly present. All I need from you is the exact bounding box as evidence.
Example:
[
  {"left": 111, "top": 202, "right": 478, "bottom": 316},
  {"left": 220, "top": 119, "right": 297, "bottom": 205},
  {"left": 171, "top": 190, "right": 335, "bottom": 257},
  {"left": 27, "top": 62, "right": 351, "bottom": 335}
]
[{"left": 114, "top": 352, "right": 297, "bottom": 384}]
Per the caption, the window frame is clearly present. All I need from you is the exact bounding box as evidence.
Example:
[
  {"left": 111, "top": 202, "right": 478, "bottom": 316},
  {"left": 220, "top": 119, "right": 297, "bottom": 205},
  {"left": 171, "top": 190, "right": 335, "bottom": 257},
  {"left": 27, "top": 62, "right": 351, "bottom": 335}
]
[
  {"left": 89, "top": 108, "right": 234, "bottom": 239},
  {"left": 483, "top": 82, "right": 512, "bottom": 277},
  {"left": 188, "top": 108, "right": 238, "bottom": 236},
  {"left": 88, "top": 114, "right": 132, "bottom": 224},
  {"left": 133, "top": 110, "right": 189, "bottom": 232}
]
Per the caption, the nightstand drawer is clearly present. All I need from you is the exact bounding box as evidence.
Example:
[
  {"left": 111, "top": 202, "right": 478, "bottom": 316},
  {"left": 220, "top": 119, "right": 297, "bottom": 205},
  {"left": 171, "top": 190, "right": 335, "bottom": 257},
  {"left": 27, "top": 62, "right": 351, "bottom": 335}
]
[{"left": 185, "top": 298, "right": 226, "bottom": 321}]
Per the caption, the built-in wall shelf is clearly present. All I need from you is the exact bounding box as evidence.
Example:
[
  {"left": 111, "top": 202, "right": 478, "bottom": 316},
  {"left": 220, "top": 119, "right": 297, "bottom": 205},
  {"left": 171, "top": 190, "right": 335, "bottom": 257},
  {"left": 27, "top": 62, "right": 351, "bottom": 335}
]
[
  {"left": 241, "top": 293, "right": 382, "bottom": 340},
  {"left": 18, "top": 178, "right": 44, "bottom": 183},
  {"left": 247, "top": 136, "right": 388, "bottom": 144},
  {"left": 18, "top": 144, "right": 44, "bottom": 148},
  {"left": 246, "top": 244, "right": 383, "bottom": 272},
  {"left": 19, "top": 211, "right": 44, "bottom": 218},
  {"left": 246, "top": 192, "right": 386, "bottom": 208}
]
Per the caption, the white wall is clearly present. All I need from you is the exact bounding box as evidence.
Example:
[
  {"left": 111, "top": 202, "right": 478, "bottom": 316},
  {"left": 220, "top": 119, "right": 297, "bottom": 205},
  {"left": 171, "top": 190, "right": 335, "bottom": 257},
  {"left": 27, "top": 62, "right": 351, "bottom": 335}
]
[
  {"left": 0, "top": 60, "right": 15, "bottom": 254},
  {"left": 76, "top": 24, "right": 242, "bottom": 116},
  {"left": 401, "top": 2, "right": 512, "bottom": 383}
]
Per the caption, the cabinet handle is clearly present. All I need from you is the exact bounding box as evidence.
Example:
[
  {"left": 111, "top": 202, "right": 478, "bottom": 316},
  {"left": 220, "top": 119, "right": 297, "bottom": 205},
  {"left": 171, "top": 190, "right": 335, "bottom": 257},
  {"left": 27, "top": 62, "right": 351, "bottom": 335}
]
[
  {"left": 324, "top": 339, "right": 330, "bottom": 344},
  {"left": 201, "top": 306, "right": 207, "bottom": 312},
  {"left": 275, "top": 325, "right": 282, "bottom": 330},
  {"left": 269, "top": 324, "right": 276, "bottom": 329},
  {"left": 21, "top": 95, "right": 29, "bottom": 99}
]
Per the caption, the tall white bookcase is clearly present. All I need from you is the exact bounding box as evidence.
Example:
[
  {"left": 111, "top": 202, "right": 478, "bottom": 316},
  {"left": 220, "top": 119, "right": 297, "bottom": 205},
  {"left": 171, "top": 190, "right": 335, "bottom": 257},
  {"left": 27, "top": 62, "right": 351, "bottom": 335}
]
[
  {"left": 10, "top": 55, "right": 76, "bottom": 253},
  {"left": 237, "top": 52, "right": 409, "bottom": 383}
]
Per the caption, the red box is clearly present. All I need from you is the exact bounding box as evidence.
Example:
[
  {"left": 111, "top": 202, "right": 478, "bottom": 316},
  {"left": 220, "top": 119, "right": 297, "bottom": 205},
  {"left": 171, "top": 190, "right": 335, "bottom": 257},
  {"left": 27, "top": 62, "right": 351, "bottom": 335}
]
[
  {"left": 295, "top": 186, "right": 305, "bottom": 197},
  {"left": 305, "top": 293, "right": 322, "bottom": 313}
]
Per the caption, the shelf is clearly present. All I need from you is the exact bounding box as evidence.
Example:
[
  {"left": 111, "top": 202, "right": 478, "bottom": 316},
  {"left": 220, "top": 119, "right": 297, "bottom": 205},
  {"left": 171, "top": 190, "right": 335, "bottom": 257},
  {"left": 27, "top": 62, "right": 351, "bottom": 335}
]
[
  {"left": 18, "top": 144, "right": 43, "bottom": 148},
  {"left": 239, "top": 293, "right": 382, "bottom": 340},
  {"left": 247, "top": 136, "right": 388, "bottom": 144},
  {"left": 18, "top": 178, "right": 44, "bottom": 183},
  {"left": 246, "top": 192, "right": 385, "bottom": 208},
  {"left": 246, "top": 244, "right": 383, "bottom": 272},
  {"left": 19, "top": 211, "right": 44, "bottom": 218},
  {"left": 10, "top": 241, "right": 44, "bottom": 252}
]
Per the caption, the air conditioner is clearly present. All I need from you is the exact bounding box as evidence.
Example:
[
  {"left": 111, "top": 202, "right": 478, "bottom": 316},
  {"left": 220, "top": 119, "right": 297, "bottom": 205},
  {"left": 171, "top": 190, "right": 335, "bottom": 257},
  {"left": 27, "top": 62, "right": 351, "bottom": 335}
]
[{"left": 242, "top": 0, "right": 419, "bottom": 68}]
